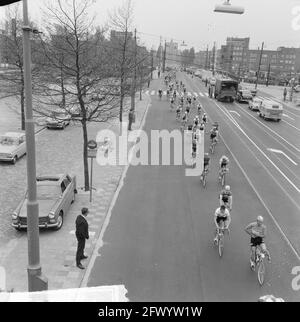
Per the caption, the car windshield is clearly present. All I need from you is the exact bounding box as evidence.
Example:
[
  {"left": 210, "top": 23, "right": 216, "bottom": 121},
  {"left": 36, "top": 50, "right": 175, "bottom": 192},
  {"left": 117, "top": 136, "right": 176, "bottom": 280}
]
[
  {"left": 0, "top": 136, "right": 19, "bottom": 146},
  {"left": 51, "top": 112, "right": 67, "bottom": 118},
  {"left": 36, "top": 185, "right": 61, "bottom": 200},
  {"left": 242, "top": 90, "right": 251, "bottom": 95}
]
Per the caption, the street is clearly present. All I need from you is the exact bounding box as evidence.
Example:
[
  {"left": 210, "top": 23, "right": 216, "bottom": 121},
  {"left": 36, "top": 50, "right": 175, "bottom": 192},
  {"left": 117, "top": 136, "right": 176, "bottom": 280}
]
[{"left": 86, "top": 72, "right": 300, "bottom": 301}]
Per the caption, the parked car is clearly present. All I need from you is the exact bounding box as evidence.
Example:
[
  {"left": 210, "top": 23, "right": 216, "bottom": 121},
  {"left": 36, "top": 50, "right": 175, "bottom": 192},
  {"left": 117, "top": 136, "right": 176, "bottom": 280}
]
[
  {"left": 0, "top": 132, "right": 26, "bottom": 164},
  {"left": 294, "top": 85, "right": 300, "bottom": 92},
  {"left": 46, "top": 110, "right": 71, "bottom": 129},
  {"left": 258, "top": 100, "right": 283, "bottom": 121},
  {"left": 236, "top": 89, "right": 253, "bottom": 103},
  {"left": 12, "top": 174, "right": 77, "bottom": 231},
  {"left": 249, "top": 97, "right": 263, "bottom": 111}
]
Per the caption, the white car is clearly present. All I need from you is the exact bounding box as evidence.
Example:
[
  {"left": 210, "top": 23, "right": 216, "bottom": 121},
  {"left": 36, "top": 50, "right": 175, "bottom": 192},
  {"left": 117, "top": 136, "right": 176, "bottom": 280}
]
[
  {"left": 0, "top": 132, "right": 26, "bottom": 164},
  {"left": 293, "top": 85, "right": 300, "bottom": 92},
  {"left": 46, "top": 110, "right": 71, "bottom": 129}
]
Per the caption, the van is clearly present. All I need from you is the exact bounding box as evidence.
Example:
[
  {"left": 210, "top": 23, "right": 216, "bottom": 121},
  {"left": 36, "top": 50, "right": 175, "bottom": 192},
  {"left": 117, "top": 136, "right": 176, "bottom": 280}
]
[{"left": 258, "top": 100, "right": 283, "bottom": 122}]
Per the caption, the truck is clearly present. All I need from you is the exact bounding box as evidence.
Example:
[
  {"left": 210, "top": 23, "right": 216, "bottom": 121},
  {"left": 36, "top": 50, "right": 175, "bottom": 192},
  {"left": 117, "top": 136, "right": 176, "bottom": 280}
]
[{"left": 214, "top": 78, "right": 238, "bottom": 102}]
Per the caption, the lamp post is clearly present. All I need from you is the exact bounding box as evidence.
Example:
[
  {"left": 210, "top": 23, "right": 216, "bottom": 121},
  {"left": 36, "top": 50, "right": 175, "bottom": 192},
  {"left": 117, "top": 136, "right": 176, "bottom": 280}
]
[{"left": 22, "top": 0, "right": 48, "bottom": 292}]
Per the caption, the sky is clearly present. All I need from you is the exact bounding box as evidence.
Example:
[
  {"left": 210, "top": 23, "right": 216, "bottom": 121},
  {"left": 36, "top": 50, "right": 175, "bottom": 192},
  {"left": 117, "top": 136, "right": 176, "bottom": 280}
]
[{"left": 0, "top": 0, "right": 299, "bottom": 51}]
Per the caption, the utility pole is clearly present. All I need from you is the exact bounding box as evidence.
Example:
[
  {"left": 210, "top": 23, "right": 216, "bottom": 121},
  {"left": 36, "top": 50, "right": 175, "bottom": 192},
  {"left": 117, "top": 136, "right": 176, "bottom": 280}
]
[
  {"left": 266, "top": 62, "right": 271, "bottom": 87},
  {"left": 205, "top": 45, "right": 209, "bottom": 70},
  {"left": 22, "top": 0, "right": 48, "bottom": 292},
  {"left": 129, "top": 28, "right": 137, "bottom": 131},
  {"left": 255, "top": 41, "right": 264, "bottom": 89},
  {"left": 150, "top": 50, "right": 154, "bottom": 80},
  {"left": 163, "top": 40, "right": 167, "bottom": 73}
]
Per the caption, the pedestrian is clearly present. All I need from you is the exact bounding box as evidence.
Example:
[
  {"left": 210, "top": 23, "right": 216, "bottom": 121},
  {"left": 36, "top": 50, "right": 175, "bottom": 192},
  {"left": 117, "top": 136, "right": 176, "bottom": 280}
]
[
  {"left": 75, "top": 207, "right": 89, "bottom": 269},
  {"left": 158, "top": 70, "right": 161, "bottom": 78},
  {"left": 128, "top": 109, "right": 135, "bottom": 131},
  {"left": 283, "top": 87, "right": 287, "bottom": 101},
  {"left": 205, "top": 78, "right": 208, "bottom": 87}
]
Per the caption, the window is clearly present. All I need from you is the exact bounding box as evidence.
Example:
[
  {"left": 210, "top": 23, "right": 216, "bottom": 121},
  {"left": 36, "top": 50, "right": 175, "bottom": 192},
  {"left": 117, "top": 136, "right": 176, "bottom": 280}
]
[{"left": 61, "top": 182, "right": 66, "bottom": 193}]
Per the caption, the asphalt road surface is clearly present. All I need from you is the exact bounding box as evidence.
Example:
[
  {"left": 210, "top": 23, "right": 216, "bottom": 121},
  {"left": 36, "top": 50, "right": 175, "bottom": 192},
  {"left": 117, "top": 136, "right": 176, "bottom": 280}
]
[{"left": 87, "top": 72, "right": 300, "bottom": 301}]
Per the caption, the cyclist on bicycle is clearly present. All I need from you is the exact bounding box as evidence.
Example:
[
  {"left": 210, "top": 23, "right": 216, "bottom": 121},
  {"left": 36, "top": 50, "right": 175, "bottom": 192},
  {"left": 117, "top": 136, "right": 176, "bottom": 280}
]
[
  {"left": 166, "top": 89, "right": 170, "bottom": 97},
  {"left": 158, "top": 89, "right": 162, "bottom": 99},
  {"left": 193, "top": 115, "right": 200, "bottom": 127},
  {"left": 202, "top": 113, "right": 207, "bottom": 124},
  {"left": 201, "top": 152, "right": 210, "bottom": 180},
  {"left": 181, "top": 111, "right": 188, "bottom": 129},
  {"left": 218, "top": 155, "right": 229, "bottom": 181},
  {"left": 197, "top": 103, "right": 202, "bottom": 115},
  {"left": 219, "top": 185, "right": 232, "bottom": 210},
  {"left": 214, "top": 205, "right": 231, "bottom": 245},
  {"left": 245, "top": 216, "right": 271, "bottom": 269},
  {"left": 176, "top": 105, "right": 182, "bottom": 119},
  {"left": 186, "top": 104, "right": 191, "bottom": 116},
  {"left": 192, "top": 95, "right": 197, "bottom": 107},
  {"left": 191, "top": 134, "right": 198, "bottom": 159},
  {"left": 170, "top": 97, "right": 175, "bottom": 109},
  {"left": 210, "top": 126, "right": 219, "bottom": 145}
]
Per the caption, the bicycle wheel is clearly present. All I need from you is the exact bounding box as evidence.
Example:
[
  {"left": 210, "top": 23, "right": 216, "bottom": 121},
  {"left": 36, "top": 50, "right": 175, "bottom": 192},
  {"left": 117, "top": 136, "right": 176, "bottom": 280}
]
[
  {"left": 218, "top": 234, "right": 224, "bottom": 257},
  {"left": 257, "top": 260, "right": 265, "bottom": 285},
  {"left": 202, "top": 173, "right": 206, "bottom": 187},
  {"left": 221, "top": 173, "right": 225, "bottom": 187}
]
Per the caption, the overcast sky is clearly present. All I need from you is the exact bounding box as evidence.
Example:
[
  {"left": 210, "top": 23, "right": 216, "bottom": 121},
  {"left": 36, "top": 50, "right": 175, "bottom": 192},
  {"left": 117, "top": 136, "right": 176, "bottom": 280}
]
[{"left": 0, "top": 0, "right": 299, "bottom": 51}]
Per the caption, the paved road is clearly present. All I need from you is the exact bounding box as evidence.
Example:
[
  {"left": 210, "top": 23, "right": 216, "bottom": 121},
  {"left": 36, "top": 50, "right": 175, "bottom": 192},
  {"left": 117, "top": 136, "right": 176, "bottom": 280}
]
[{"left": 86, "top": 73, "right": 300, "bottom": 301}]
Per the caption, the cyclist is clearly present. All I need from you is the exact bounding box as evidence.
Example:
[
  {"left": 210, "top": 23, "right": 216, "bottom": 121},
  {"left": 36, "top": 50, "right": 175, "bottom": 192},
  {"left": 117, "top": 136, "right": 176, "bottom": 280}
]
[
  {"left": 173, "top": 90, "right": 177, "bottom": 99},
  {"left": 186, "top": 104, "right": 191, "bottom": 116},
  {"left": 258, "top": 295, "right": 284, "bottom": 302},
  {"left": 193, "top": 115, "right": 200, "bottom": 127},
  {"left": 199, "top": 122, "right": 205, "bottom": 132},
  {"left": 176, "top": 105, "right": 182, "bottom": 120},
  {"left": 180, "top": 96, "right": 184, "bottom": 106},
  {"left": 202, "top": 112, "right": 207, "bottom": 124},
  {"left": 192, "top": 95, "right": 197, "bottom": 108},
  {"left": 218, "top": 155, "right": 229, "bottom": 181},
  {"left": 170, "top": 97, "right": 175, "bottom": 110},
  {"left": 201, "top": 152, "right": 210, "bottom": 181},
  {"left": 166, "top": 88, "right": 170, "bottom": 98},
  {"left": 210, "top": 125, "right": 219, "bottom": 145},
  {"left": 214, "top": 205, "right": 231, "bottom": 245},
  {"left": 191, "top": 134, "right": 198, "bottom": 160},
  {"left": 158, "top": 89, "right": 162, "bottom": 99},
  {"left": 197, "top": 103, "right": 202, "bottom": 115},
  {"left": 245, "top": 216, "right": 271, "bottom": 269},
  {"left": 219, "top": 185, "right": 232, "bottom": 210},
  {"left": 181, "top": 111, "right": 188, "bottom": 130}
]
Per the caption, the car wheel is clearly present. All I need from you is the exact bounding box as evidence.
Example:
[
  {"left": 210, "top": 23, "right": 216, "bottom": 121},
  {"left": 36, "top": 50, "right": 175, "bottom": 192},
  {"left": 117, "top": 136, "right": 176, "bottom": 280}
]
[
  {"left": 54, "top": 212, "right": 64, "bottom": 230},
  {"left": 14, "top": 227, "right": 22, "bottom": 231},
  {"left": 277, "top": 119, "right": 281, "bottom": 122},
  {"left": 12, "top": 156, "right": 17, "bottom": 164}
]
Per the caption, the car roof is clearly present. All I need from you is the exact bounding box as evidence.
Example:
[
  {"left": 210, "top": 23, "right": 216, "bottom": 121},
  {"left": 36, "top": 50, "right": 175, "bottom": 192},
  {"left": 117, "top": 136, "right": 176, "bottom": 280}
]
[
  {"left": 3, "top": 132, "right": 25, "bottom": 138},
  {"left": 263, "top": 100, "right": 283, "bottom": 107},
  {"left": 36, "top": 174, "right": 67, "bottom": 185}
]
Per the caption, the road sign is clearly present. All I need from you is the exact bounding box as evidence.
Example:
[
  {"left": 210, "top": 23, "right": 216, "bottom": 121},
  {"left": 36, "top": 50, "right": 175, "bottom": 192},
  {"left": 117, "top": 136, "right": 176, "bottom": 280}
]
[
  {"left": 87, "top": 140, "right": 97, "bottom": 150},
  {"left": 88, "top": 148, "right": 97, "bottom": 158}
]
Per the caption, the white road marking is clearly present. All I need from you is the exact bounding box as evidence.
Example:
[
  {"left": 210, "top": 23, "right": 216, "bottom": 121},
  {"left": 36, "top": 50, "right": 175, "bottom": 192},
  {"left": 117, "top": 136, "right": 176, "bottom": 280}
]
[
  {"left": 283, "top": 114, "right": 295, "bottom": 120},
  {"left": 150, "top": 90, "right": 155, "bottom": 95},
  {"left": 199, "top": 92, "right": 204, "bottom": 97},
  {"left": 205, "top": 93, "right": 209, "bottom": 97},
  {"left": 267, "top": 148, "right": 298, "bottom": 166},
  {"left": 229, "top": 110, "right": 241, "bottom": 117},
  {"left": 282, "top": 120, "right": 300, "bottom": 133},
  {"left": 215, "top": 102, "right": 300, "bottom": 193},
  {"left": 69, "top": 230, "right": 96, "bottom": 237},
  {"left": 193, "top": 92, "right": 198, "bottom": 97},
  {"left": 234, "top": 102, "right": 300, "bottom": 154}
]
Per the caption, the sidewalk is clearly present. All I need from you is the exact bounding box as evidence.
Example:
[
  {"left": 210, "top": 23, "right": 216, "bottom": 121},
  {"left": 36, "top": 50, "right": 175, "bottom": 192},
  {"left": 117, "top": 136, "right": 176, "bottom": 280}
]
[{"left": 0, "top": 89, "right": 153, "bottom": 297}]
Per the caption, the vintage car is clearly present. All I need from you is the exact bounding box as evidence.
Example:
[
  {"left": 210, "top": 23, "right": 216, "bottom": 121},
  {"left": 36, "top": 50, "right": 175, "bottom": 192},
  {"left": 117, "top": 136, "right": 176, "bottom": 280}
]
[
  {"left": 0, "top": 132, "right": 26, "bottom": 164},
  {"left": 249, "top": 97, "right": 263, "bottom": 111},
  {"left": 46, "top": 110, "right": 71, "bottom": 129},
  {"left": 12, "top": 174, "right": 77, "bottom": 231},
  {"left": 236, "top": 89, "right": 253, "bottom": 103},
  {"left": 258, "top": 100, "right": 283, "bottom": 121}
]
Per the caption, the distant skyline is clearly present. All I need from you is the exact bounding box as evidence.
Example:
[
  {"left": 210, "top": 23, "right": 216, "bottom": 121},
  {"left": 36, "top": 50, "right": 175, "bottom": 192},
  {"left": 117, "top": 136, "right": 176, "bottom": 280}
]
[{"left": 0, "top": 0, "right": 299, "bottom": 51}]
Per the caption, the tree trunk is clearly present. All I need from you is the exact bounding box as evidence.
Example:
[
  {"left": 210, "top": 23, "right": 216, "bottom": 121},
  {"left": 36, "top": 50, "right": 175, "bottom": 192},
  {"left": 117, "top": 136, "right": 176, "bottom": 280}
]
[{"left": 81, "top": 118, "right": 90, "bottom": 191}]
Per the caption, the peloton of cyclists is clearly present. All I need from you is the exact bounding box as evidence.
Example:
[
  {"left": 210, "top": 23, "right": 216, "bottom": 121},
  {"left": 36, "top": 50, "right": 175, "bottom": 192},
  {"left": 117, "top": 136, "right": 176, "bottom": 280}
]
[{"left": 210, "top": 125, "right": 219, "bottom": 145}]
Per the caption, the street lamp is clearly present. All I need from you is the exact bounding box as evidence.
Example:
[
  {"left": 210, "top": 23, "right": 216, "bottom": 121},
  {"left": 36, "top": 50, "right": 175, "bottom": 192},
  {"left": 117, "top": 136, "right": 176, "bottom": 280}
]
[{"left": 214, "top": 0, "right": 244, "bottom": 14}]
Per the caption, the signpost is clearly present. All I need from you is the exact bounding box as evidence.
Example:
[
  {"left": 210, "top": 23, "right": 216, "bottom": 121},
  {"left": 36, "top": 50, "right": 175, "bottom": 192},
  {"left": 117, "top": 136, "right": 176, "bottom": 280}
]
[{"left": 87, "top": 140, "right": 97, "bottom": 202}]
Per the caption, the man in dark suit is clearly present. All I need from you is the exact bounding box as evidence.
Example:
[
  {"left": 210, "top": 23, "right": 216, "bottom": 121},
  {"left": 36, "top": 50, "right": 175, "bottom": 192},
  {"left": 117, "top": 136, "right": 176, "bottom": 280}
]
[{"left": 75, "top": 207, "right": 89, "bottom": 269}]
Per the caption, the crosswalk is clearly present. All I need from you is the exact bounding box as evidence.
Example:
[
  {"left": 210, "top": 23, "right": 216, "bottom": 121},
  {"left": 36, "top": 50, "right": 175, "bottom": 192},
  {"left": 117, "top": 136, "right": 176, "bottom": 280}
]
[{"left": 144, "top": 90, "right": 208, "bottom": 98}]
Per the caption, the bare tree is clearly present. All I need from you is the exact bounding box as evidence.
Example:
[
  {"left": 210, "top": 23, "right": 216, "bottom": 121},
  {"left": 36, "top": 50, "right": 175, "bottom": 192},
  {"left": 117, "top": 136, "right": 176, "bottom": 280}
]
[
  {"left": 35, "top": 0, "right": 120, "bottom": 191},
  {"left": 107, "top": 0, "right": 135, "bottom": 129},
  {"left": 0, "top": 7, "right": 39, "bottom": 130}
]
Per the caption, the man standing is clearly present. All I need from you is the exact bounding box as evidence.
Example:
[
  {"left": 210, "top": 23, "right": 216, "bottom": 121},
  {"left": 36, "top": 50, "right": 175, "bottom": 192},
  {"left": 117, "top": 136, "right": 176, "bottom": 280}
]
[
  {"left": 75, "top": 207, "right": 89, "bottom": 269},
  {"left": 283, "top": 87, "right": 287, "bottom": 101}
]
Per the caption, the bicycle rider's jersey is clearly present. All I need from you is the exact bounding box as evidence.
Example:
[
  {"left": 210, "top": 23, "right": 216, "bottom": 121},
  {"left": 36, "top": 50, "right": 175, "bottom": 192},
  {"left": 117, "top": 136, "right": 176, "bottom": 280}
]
[
  {"left": 214, "top": 207, "right": 230, "bottom": 220},
  {"left": 246, "top": 222, "right": 266, "bottom": 238},
  {"left": 220, "top": 190, "right": 232, "bottom": 202},
  {"left": 204, "top": 155, "right": 210, "bottom": 166},
  {"left": 220, "top": 157, "right": 229, "bottom": 167}
]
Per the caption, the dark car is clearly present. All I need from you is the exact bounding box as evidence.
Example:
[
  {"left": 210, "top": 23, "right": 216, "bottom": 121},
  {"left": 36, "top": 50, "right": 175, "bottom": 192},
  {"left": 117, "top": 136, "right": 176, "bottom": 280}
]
[{"left": 236, "top": 89, "right": 253, "bottom": 103}]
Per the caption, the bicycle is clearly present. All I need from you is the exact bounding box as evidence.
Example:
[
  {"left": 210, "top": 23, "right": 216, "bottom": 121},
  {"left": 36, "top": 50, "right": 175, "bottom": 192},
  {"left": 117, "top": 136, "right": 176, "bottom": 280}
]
[
  {"left": 219, "top": 167, "right": 227, "bottom": 187},
  {"left": 209, "top": 138, "right": 217, "bottom": 154},
  {"left": 251, "top": 245, "right": 267, "bottom": 285},
  {"left": 200, "top": 167, "right": 209, "bottom": 187},
  {"left": 158, "top": 92, "right": 162, "bottom": 100},
  {"left": 214, "top": 224, "right": 230, "bottom": 258}
]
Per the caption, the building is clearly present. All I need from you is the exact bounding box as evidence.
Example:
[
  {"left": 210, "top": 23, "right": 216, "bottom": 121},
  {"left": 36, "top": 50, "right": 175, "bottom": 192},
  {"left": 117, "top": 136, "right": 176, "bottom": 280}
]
[
  {"left": 165, "top": 40, "right": 180, "bottom": 68},
  {"left": 194, "top": 50, "right": 207, "bottom": 68},
  {"left": 110, "top": 30, "right": 133, "bottom": 43}
]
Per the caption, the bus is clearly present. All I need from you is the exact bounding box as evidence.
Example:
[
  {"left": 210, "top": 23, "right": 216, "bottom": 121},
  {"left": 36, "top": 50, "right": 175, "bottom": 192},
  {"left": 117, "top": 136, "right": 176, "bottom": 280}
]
[{"left": 214, "top": 77, "right": 238, "bottom": 102}]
